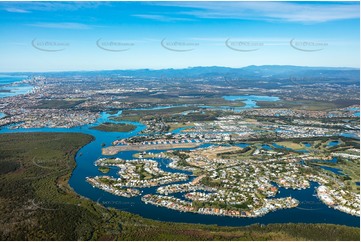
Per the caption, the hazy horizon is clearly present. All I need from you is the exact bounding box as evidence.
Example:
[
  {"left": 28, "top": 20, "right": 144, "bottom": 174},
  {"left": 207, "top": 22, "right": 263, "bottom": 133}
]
[{"left": 0, "top": 64, "right": 360, "bottom": 74}]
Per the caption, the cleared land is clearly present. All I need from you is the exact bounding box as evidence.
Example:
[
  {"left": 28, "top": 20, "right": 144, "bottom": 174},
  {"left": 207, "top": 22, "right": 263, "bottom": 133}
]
[
  {"left": 190, "top": 145, "right": 243, "bottom": 160},
  {"left": 275, "top": 141, "right": 305, "bottom": 150},
  {"left": 166, "top": 122, "right": 194, "bottom": 132}
]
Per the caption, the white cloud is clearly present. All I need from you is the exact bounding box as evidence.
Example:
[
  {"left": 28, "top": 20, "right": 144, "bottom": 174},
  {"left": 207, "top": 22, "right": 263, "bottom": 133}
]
[
  {"left": 2, "top": 2, "right": 108, "bottom": 13},
  {"left": 132, "top": 14, "right": 193, "bottom": 22},
  {"left": 27, "top": 22, "right": 92, "bottom": 30},
  {"left": 4, "top": 8, "right": 30, "bottom": 13},
  {"left": 151, "top": 2, "right": 360, "bottom": 23}
]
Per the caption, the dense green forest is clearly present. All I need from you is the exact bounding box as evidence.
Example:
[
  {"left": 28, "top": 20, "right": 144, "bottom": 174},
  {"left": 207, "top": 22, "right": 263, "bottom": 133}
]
[{"left": 0, "top": 133, "right": 359, "bottom": 240}]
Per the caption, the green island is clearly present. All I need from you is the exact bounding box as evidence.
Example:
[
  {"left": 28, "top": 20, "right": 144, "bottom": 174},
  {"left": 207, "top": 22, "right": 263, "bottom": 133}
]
[
  {"left": 98, "top": 166, "right": 110, "bottom": 174},
  {"left": 91, "top": 122, "right": 137, "bottom": 132},
  {"left": 0, "top": 132, "right": 359, "bottom": 240}
]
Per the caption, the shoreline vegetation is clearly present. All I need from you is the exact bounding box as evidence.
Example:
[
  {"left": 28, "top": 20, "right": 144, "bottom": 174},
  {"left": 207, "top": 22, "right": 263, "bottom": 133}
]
[
  {"left": 0, "top": 132, "right": 359, "bottom": 240},
  {"left": 90, "top": 122, "right": 137, "bottom": 132},
  {"left": 102, "top": 142, "right": 201, "bottom": 155},
  {"left": 98, "top": 166, "right": 110, "bottom": 174}
]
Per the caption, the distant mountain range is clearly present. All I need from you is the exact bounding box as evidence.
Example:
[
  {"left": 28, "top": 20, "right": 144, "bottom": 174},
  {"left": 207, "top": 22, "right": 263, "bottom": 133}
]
[{"left": 2, "top": 65, "right": 359, "bottom": 81}]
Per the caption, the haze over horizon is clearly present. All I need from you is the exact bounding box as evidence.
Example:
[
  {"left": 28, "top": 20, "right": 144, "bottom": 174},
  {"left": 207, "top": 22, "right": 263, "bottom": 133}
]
[
  {"left": 0, "top": 64, "right": 360, "bottom": 75},
  {"left": 0, "top": 1, "right": 359, "bottom": 72}
]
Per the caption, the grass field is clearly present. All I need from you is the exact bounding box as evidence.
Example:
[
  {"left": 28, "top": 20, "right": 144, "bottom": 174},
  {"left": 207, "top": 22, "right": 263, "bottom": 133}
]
[
  {"left": 166, "top": 122, "right": 194, "bottom": 132},
  {"left": 0, "top": 133, "right": 359, "bottom": 240},
  {"left": 275, "top": 141, "right": 305, "bottom": 150},
  {"left": 339, "top": 159, "right": 360, "bottom": 192}
]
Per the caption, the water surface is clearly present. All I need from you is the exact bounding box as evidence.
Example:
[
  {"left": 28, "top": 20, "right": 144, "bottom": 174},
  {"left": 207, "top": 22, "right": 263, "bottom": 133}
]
[
  {"left": 319, "top": 166, "right": 344, "bottom": 175},
  {"left": 223, "top": 95, "right": 280, "bottom": 109},
  {"left": 0, "top": 76, "right": 33, "bottom": 98},
  {"left": 327, "top": 140, "right": 340, "bottom": 147},
  {"left": 0, "top": 109, "right": 359, "bottom": 227}
]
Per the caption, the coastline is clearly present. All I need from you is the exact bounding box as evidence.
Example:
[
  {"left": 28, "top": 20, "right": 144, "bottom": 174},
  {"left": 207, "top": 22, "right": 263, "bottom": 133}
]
[
  {"left": 0, "top": 76, "right": 33, "bottom": 99},
  {"left": 142, "top": 194, "right": 299, "bottom": 218}
]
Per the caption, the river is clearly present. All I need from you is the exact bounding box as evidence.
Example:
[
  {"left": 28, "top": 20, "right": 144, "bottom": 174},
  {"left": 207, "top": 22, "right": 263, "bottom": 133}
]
[{"left": 0, "top": 99, "right": 359, "bottom": 227}]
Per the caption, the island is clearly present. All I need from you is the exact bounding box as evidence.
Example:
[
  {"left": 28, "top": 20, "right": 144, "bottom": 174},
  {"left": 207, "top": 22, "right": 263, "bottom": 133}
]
[
  {"left": 90, "top": 122, "right": 137, "bottom": 132},
  {"left": 90, "top": 139, "right": 360, "bottom": 218}
]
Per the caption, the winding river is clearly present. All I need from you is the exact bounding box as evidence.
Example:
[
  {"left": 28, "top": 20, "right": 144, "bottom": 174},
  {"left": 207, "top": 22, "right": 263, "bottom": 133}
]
[{"left": 0, "top": 100, "right": 359, "bottom": 227}]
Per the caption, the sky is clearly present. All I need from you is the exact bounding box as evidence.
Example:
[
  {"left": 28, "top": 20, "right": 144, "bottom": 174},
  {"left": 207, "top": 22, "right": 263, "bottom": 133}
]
[{"left": 0, "top": 1, "right": 359, "bottom": 72}]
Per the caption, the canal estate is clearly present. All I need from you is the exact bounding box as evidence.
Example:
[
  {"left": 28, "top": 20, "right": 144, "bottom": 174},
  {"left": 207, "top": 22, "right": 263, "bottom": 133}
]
[{"left": 0, "top": 100, "right": 359, "bottom": 227}]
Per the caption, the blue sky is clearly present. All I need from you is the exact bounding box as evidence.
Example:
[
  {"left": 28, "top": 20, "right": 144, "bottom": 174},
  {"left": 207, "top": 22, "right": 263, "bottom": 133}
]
[{"left": 0, "top": 1, "right": 359, "bottom": 72}]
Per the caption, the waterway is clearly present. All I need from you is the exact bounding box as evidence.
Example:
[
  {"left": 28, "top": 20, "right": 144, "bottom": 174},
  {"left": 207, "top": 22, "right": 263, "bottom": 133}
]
[
  {"left": 116, "top": 95, "right": 281, "bottom": 114},
  {"left": 327, "top": 140, "right": 340, "bottom": 147},
  {"left": 310, "top": 157, "right": 338, "bottom": 164},
  {"left": 0, "top": 75, "right": 33, "bottom": 98},
  {"left": 197, "top": 95, "right": 281, "bottom": 112},
  {"left": 347, "top": 107, "right": 360, "bottom": 117},
  {"left": 0, "top": 76, "right": 32, "bottom": 119},
  {"left": 223, "top": 95, "right": 280, "bottom": 109},
  {"left": 318, "top": 166, "right": 344, "bottom": 176},
  {"left": 0, "top": 101, "right": 359, "bottom": 227}
]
